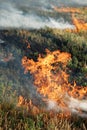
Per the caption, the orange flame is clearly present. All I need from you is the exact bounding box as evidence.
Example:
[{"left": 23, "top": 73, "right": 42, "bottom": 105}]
[
  {"left": 72, "top": 14, "right": 87, "bottom": 32},
  {"left": 65, "top": 14, "right": 87, "bottom": 32},
  {"left": 53, "top": 6, "right": 81, "bottom": 13},
  {"left": 21, "top": 49, "right": 87, "bottom": 115},
  {"left": 53, "top": 6, "right": 87, "bottom": 32},
  {"left": 25, "top": 40, "right": 31, "bottom": 49},
  {"left": 17, "top": 95, "right": 40, "bottom": 115}
]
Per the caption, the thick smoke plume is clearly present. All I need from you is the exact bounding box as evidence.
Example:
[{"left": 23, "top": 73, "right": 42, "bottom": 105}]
[
  {"left": 0, "top": 2, "right": 75, "bottom": 29},
  {"left": 0, "top": 7, "right": 74, "bottom": 29},
  {"left": 1, "top": 0, "right": 86, "bottom": 29}
]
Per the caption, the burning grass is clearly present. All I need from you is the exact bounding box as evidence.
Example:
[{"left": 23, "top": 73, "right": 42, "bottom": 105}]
[
  {"left": 0, "top": 100, "right": 87, "bottom": 130},
  {"left": 53, "top": 6, "right": 87, "bottom": 32},
  {"left": 53, "top": 6, "right": 81, "bottom": 13},
  {"left": 21, "top": 49, "right": 87, "bottom": 117},
  {"left": 71, "top": 14, "right": 87, "bottom": 32},
  {"left": 0, "top": 7, "right": 87, "bottom": 128}
]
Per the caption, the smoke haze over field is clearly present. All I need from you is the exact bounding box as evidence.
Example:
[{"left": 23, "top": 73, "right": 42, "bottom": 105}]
[
  {"left": 47, "top": 95, "right": 87, "bottom": 117},
  {"left": 0, "top": 0, "right": 87, "bottom": 7},
  {"left": 0, "top": 4, "right": 74, "bottom": 29},
  {"left": 0, "top": 0, "right": 86, "bottom": 29}
]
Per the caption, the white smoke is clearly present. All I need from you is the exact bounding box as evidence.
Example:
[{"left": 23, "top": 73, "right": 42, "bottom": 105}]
[
  {"left": 47, "top": 94, "right": 87, "bottom": 117},
  {"left": 0, "top": 3, "right": 75, "bottom": 29},
  {"left": 49, "top": 18, "right": 74, "bottom": 29},
  {"left": 47, "top": 100, "right": 60, "bottom": 111},
  {"left": 0, "top": 39, "right": 4, "bottom": 44},
  {"left": 69, "top": 97, "right": 87, "bottom": 116},
  {"left": 72, "top": 0, "right": 87, "bottom": 5},
  {"left": 0, "top": 11, "right": 74, "bottom": 29}
]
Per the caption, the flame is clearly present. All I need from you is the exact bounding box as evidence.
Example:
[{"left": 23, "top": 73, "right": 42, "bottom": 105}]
[
  {"left": 65, "top": 14, "right": 87, "bottom": 32},
  {"left": 22, "top": 50, "right": 70, "bottom": 107},
  {"left": 17, "top": 95, "right": 40, "bottom": 115},
  {"left": 72, "top": 14, "right": 87, "bottom": 32},
  {"left": 25, "top": 40, "right": 31, "bottom": 49},
  {"left": 18, "top": 6, "right": 87, "bottom": 116},
  {"left": 53, "top": 6, "right": 81, "bottom": 13},
  {"left": 21, "top": 49, "right": 87, "bottom": 116},
  {"left": 53, "top": 6, "right": 87, "bottom": 32}
]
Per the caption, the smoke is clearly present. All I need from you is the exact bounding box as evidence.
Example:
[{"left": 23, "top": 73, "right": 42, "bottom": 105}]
[
  {"left": 0, "top": 9, "right": 74, "bottom": 29},
  {"left": 46, "top": 94, "right": 87, "bottom": 117},
  {"left": 72, "top": 0, "right": 87, "bottom": 5},
  {"left": 49, "top": 18, "right": 74, "bottom": 29},
  {"left": 1, "top": 0, "right": 85, "bottom": 29},
  {"left": 0, "top": 8, "right": 74, "bottom": 29},
  {"left": 13, "top": 0, "right": 87, "bottom": 7},
  {"left": 0, "top": 39, "right": 4, "bottom": 44},
  {"left": 69, "top": 97, "right": 87, "bottom": 116},
  {"left": 47, "top": 100, "right": 60, "bottom": 111},
  {"left": 48, "top": 0, "right": 87, "bottom": 7},
  {"left": 0, "top": 2, "right": 75, "bottom": 29}
]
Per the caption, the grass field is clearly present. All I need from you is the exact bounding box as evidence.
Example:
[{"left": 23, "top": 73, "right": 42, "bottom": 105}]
[{"left": 0, "top": 6, "right": 87, "bottom": 130}]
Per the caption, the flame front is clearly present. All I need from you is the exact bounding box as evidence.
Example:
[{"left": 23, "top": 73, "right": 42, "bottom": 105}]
[
  {"left": 53, "top": 6, "right": 87, "bottom": 32},
  {"left": 53, "top": 6, "right": 81, "bottom": 13},
  {"left": 22, "top": 50, "right": 70, "bottom": 100},
  {"left": 21, "top": 50, "right": 87, "bottom": 115},
  {"left": 66, "top": 14, "right": 87, "bottom": 32},
  {"left": 72, "top": 14, "right": 87, "bottom": 32}
]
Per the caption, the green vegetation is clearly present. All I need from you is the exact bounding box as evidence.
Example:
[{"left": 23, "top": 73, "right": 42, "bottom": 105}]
[
  {"left": 0, "top": 100, "right": 87, "bottom": 130},
  {"left": 75, "top": 7, "right": 87, "bottom": 22},
  {"left": 1, "top": 27, "right": 87, "bottom": 85},
  {"left": 0, "top": 23, "right": 87, "bottom": 129}
]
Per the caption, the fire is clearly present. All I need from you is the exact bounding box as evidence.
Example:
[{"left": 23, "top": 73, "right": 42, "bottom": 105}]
[
  {"left": 53, "top": 6, "right": 87, "bottom": 32},
  {"left": 17, "top": 95, "right": 40, "bottom": 115},
  {"left": 21, "top": 49, "right": 87, "bottom": 115},
  {"left": 65, "top": 14, "right": 87, "bottom": 32},
  {"left": 53, "top": 6, "right": 81, "bottom": 13},
  {"left": 72, "top": 14, "right": 87, "bottom": 32},
  {"left": 22, "top": 50, "right": 70, "bottom": 102},
  {"left": 24, "top": 40, "right": 31, "bottom": 49}
]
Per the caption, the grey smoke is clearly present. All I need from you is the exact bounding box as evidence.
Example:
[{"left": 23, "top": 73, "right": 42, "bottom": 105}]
[
  {"left": 0, "top": 3, "right": 75, "bottom": 29},
  {"left": 0, "top": 39, "right": 4, "bottom": 44},
  {"left": 0, "top": 0, "right": 87, "bottom": 7},
  {"left": 46, "top": 94, "right": 87, "bottom": 117},
  {"left": 0, "top": 0, "right": 86, "bottom": 29}
]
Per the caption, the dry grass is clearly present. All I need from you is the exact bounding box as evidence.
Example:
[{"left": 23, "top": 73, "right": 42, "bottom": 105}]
[
  {"left": 0, "top": 9, "right": 87, "bottom": 129},
  {"left": 0, "top": 101, "right": 87, "bottom": 130}
]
